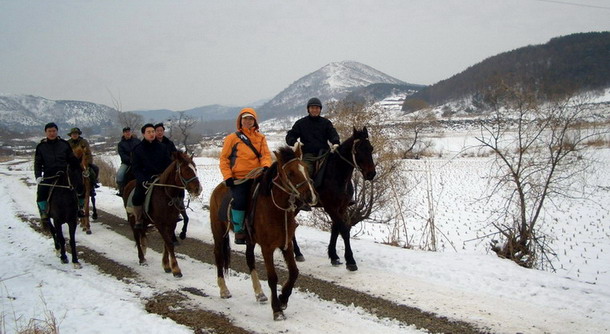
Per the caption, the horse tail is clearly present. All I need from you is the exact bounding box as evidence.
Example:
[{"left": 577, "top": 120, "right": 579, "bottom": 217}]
[{"left": 221, "top": 233, "right": 231, "bottom": 273}]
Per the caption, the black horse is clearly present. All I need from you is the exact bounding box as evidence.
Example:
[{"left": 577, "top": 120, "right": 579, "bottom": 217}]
[
  {"left": 43, "top": 165, "right": 85, "bottom": 268},
  {"left": 293, "top": 127, "right": 377, "bottom": 271}
]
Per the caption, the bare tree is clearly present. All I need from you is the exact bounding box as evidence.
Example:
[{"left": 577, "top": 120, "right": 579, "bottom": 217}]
[
  {"left": 171, "top": 111, "right": 201, "bottom": 154},
  {"left": 476, "top": 85, "right": 605, "bottom": 269},
  {"left": 108, "top": 89, "right": 143, "bottom": 132}
]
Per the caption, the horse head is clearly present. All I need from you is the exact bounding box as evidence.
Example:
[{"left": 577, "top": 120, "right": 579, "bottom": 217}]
[
  {"left": 173, "top": 151, "right": 202, "bottom": 197},
  {"left": 348, "top": 127, "right": 376, "bottom": 181},
  {"left": 274, "top": 146, "right": 317, "bottom": 207}
]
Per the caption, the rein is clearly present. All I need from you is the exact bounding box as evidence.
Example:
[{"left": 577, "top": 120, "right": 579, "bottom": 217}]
[
  {"left": 335, "top": 138, "right": 362, "bottom": 172},
  {"left": 143, "top": 160, "right": 199, "bottom": 220},
  {"left": 39, "top": 170, "right": 76, "bottom": 190},
  {"left": 270, "top": 157, "right": 311, "bottom": 250}
]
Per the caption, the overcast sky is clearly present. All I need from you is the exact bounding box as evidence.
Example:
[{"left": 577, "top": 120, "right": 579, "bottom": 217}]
[{"left": 1, "top": 0, "right": 609, "bottom": 111}]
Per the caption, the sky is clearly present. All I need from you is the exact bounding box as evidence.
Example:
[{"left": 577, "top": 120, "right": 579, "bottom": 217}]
[
  {"left": 1, "top": 0, "right": 610, "bottom": 111},
  {"left": 1, "top": 134, "right": 610, "bottom": 333}
]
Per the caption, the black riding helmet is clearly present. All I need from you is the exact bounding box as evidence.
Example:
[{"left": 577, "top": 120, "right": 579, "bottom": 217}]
[{"left": 306, "top": 97, "right": 322, "bottom": 110}]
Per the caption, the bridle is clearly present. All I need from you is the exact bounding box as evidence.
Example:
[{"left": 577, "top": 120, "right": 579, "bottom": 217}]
[
  {"left": 335, "top": 138, "right": 367, "bottom": 172},
  {"left": 143, "top": 159, "right": 200, "bottom": 213},
  {"left": 269, "top": 157, "right": 314, "bottom": 250},
  {"left": 270, "top": 157, "right": 312, "bottom": 212}
]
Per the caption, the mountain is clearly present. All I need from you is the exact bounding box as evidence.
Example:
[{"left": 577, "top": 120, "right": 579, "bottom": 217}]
[
  {"left": 0, "top": 94, "right": 116, "bottom": 134},
  {"left": 402, "top": 31, "right": 610, "bottom": 112},
  {"left": 257, "top": 60, "right": 413, "bottom": 120}
]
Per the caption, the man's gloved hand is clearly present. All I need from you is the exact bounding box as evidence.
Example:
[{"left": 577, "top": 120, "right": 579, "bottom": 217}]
[
  {"left": 330, "top": 144, "right": 339, "bottom": 153},
  {"left": 36, "top": 177, "right": 43, "bottom": 184},
  {"left": 225, "top": 177, "right": 235, "bottom": 187}
]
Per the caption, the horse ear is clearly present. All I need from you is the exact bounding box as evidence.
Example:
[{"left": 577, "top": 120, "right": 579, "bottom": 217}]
[
  {"left": 294, "top": 142, "right": 303, "bottom": 159},
  {"left": 273, "top": 150, "right": 281, "bottom": 165}
]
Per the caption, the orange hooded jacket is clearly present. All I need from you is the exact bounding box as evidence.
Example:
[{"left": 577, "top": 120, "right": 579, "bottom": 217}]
[{"left": 219, "top": 108, "right": 272, "bottom": 181}]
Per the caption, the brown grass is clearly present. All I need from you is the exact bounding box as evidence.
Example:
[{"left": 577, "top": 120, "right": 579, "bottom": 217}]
[{"left": 96, "top": 159, "right": 117, "bottom": 189}]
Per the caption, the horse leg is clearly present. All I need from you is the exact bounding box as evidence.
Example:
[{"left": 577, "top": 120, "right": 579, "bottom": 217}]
[
  {"left": 132, "top": 223, "right": 147, "bottom": 265},
  {"left": 159, "top": 225, "right": 182, "bottom": 277},
  {"left": 293, "top": 236, "right": 305, "bottom": 262},
  {"left": 328, "top": 221, "right": 342, "bottom": 266},
  {"left": 213, "top": 224, "right": 232, "bottom": 298},
  {"left": 179, "top": 211, "right": 189, "bottom": 240},
  {"left": 91, "top": 194, "right": 98, "bottom": 220},
  {"left": 279, "top": 245, "right": 299, "bottom": 311},
  {"left": 339, "top": 223, "right": 358, "bottom": 271},
  {"left": 83, "top": 193, "right": 91, "bottom": 234},
  {"left": 67, "top": 220, "right": 81, "bottom": 269},
  {"left": 246, "top": 243, "right": 267, "bottom": 302},
  {"left": 261, "top": 247, "right": 284, "bottom": 320},
  {"left": 47, "top": 219, "right": 61, "bottom": 255},
  {"left": 54, "top": 221, "right": 69, "bottom": 264}
]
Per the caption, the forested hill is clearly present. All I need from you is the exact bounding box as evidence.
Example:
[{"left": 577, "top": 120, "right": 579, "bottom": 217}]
[{"left": 402, "top": 31, "right": 610, "bottom": 112}]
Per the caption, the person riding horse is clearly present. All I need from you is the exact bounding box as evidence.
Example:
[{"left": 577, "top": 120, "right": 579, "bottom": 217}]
[
  {"left": 286, "top": 97, "right": 353, "bottom": 209},
  {"left": 219, "top": 108, "right": 272, "bottom": 244},
  {"left": 131, "top": 123, "right": 173, "bottom": 230},
  {"left": 35, "top": 122, "right": 83, "bottom": 225},
  {"left": 116, "top": 126, "right": 141, "bottom": 196},
  {"left": 154, "top": 122, "right": 178, "bottom": 153},
  {"left": 67, "top": 127, "right": 100, "bottom": 189}
]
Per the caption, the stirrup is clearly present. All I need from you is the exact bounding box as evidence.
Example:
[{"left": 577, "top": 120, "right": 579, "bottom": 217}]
[{"left": 234, "top": 232, "right": 247, "bottom": 244}]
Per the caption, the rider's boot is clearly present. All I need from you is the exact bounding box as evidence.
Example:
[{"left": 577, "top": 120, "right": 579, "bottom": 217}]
[
  {"left": 133, "top": 205, "right": 144, "bottom": 230},
  {"left": 231, "top": 209, "right": 247, "bottom": 244},
  {"left": 116, "top": 182, "right": 124, "bottom": 197},
  {"left": 37, "top": 201, "right": 50, "bottom": 227}
]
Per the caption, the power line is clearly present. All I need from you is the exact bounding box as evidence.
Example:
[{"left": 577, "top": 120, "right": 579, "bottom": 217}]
[{"left": 532, "top": 0, "right": 610, "bottom": 10}]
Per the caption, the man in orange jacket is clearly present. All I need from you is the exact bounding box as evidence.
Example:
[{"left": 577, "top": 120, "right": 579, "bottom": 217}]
[{"left": 219, "top": 108, "right": 272, "bottom": 244}]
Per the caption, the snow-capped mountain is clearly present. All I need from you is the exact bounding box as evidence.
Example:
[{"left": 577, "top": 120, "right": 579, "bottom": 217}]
[
  {"left": 0, "top": 94, "right": 115, "bottom": 133},
  {"left": 258, "top": 60, "right": 410, "bottom": 120}
]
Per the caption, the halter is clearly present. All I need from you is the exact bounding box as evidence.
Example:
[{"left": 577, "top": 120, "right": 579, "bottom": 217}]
[{"left": 143, "top": 160, "right": 200, "bottom": 218}]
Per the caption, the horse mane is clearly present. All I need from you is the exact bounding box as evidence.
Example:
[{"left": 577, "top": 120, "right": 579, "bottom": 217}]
[{"left": 260, "top": 146, "right": 297, "bottom": 195}]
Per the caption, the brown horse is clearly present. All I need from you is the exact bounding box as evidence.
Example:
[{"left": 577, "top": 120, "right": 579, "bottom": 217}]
[
  {"left": 293, "top": 127, "right": 377, "bottom": 271},
  {"left": 209, "top": 144, "right": 316, "bottom": 320},
  {"left": 72, "top": 146, "right": 94, "bottom": 234},
  {"left": 122, "top": 151, "right": 201, "bottom": 277}
]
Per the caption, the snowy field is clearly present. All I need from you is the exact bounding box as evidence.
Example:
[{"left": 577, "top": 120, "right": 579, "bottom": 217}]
[{"left": 1, "top": 129, "right": 610, "bottom": 333}]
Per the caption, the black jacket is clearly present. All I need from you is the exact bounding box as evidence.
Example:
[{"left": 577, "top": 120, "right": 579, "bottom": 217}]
[
  {"left": 131, "top": 139, "right": 172, "bottom": 184},
  {"left": 285, "top": 115, "right": 340, "bottom": 155},
  {"left": 34, "top": 137, "right": 79, "bottom": 178},
  {"left": 159, "top": 136, "right": 178, "bottom": 153},
  {"left": 117, "top": 136, "right": 141, "bottom": 165}
]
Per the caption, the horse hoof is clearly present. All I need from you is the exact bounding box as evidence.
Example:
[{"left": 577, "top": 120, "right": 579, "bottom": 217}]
[
  {"left": 86, "top": 230, "right": 92, "bottom": 235},
  {"left": 73, "top": 262, "right": 82, "bottom": 269},
  {"left": 173, "top": 272, "right": 183, "bottom": 278},
  {"left": 179, "top": 232, "right": 186, "bottom": 240},
  {"left": 164, "top": 268, "right": 172, "bottom": 273},
  {"left": 331, "top": 259, "right": 342, "bottom": 266},
  {"left": 220, "top": 291, "right": 232, "bottom": 299},
  {"left": 256, "top": 293, "right": 268, "bottom": 303},
  {"left": 61, "top": 257, "right": 69, "bottom": 264},
  {"left": 295, "top": 255, "right": 305, "bottom": 262},
  {"left": 139, "top": 261, "right": 148, "bottom": 266},
  {"left": 91, "top": 213, "right": 98, "bottom": 220},
  {"left": 273, "top": 311, "right": 286, "bottom": 321},
  {"left": 346, "top": 264, "right": 358, "bottom": 271}
]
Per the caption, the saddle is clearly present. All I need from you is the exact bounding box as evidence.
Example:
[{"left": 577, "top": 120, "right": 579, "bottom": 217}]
[
  {"left": 124, "top": 177, "right": 162, "bottom": 217},
  {"left": 311, "top": 150, "right": 331, "bottom": 188},
  {"left": 217, "top": 177, "right": 263, "bottom": 239}
]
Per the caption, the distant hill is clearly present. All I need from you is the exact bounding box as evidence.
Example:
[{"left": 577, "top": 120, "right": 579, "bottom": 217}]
[
  {"left": 257, "top": 60, "right": 414, "bottom": 120},
  {"left": 402, "top": 31, "right": 610, "bottom": 112},
  {"left": 0, "top": 94, "right": 115, "bottom": 134}
]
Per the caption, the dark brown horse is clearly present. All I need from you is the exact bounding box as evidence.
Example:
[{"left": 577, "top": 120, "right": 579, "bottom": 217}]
[
  {"left": 293, "top": 127, "right": 377, "bottom": 271},
  {"left": 72, "top": 146, "right": 96, "bottom": 234},
  {"left": 209, "top": 144, "right": 316, "bottom": 320},
  {"left": 122, "top": 151, "right": 201, "bottom": 277},
  {"left": 43, "top": 165, "right": 84, "bottom": 268}
]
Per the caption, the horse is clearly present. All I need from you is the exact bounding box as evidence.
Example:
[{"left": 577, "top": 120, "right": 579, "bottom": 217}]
[
  {"left": 122, "top": 151, "right": 201, "bottom": 277},
  {"left": 122, "top": 162, "right": 189, "bottom": 245},
  {"left": 293, "top": 127, "right": 377, "bottom": 271},
  {"left": 42, "top": 164, "right": 85, "bottom": 268},
  {"left": 209, "top": 144, "right": 317, "bottom": 320},
  {"left": 72, "top": 146, "right": 97, "bottom": 234}
]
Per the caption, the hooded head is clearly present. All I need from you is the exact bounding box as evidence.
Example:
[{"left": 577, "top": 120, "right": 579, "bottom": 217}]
[{"left": 236, "top": 108, "right": 259, "bottom": 131}]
